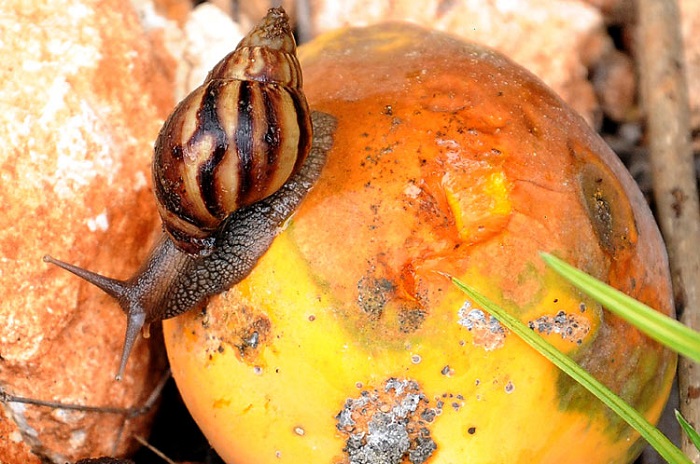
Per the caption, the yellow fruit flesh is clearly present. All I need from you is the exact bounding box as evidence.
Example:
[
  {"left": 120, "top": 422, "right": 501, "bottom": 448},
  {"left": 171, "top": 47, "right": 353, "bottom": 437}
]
[{"left": 165, "top": 230, "right": 670, "bottom": 463}]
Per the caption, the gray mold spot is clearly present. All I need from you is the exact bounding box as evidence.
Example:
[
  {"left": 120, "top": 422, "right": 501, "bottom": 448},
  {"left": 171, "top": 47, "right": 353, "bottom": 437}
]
[
  {"left": 528, "top": 310, "right": 590, "bottom": 345},
  {"left": 336, "top": 378, "right": 437, "bottom": 464},
  {"left": 457, "top": 301, "right": 507, "bottom": 350}
]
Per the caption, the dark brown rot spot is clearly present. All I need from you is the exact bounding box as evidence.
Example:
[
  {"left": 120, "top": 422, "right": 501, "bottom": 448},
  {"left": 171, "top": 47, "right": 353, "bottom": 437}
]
[
  {"left": 357, "top": 274, "right": 395, "bottom": 319},
  {"left": 335, "top": 378, "right": 437, "bottom": 464},
  {"left": 575, "top": 146, "right": 638, "bottom": 255},
  {"left": 398, "top": 306, "right": 426, "bottom": 333},
  {"left": 240, "top": 321, "right": 270, "bottom": 352},
  {"left": 195, "top": 304, "right": 273, "bottom": 363}
]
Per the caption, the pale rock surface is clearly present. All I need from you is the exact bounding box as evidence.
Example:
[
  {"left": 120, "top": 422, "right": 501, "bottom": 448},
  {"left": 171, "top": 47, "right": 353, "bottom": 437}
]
[
  {"left": 680, "top": 0, "right": 700, "bottom": 130},
  {"left": 150, "top": 0, "right": 193, "bottom": 24},
  {"left": 179, "top": 3, "right": 245, "bottom": 100},
  {"left": 0, "top": 0, "right": 175, "bottom": 461}
]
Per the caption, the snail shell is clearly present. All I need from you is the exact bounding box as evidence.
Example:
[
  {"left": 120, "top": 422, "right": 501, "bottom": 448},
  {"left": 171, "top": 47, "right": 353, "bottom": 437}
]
[
  {"left": 154, "top": 7, "right": 312, "bottom": 255},
  {"left": 43, "top": 8, "right": 335, "bottom": 380}
]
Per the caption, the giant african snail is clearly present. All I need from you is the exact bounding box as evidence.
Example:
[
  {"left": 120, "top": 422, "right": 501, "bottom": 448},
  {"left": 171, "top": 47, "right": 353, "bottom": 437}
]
[{"left": 44, "top": 8, "right": 335, "bottom": 380}]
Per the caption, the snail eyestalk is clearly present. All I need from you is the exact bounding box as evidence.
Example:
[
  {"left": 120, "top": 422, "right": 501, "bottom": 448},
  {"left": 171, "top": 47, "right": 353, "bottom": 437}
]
[{"left": 43, "top": 255, "right": 147, "bottom": 381}]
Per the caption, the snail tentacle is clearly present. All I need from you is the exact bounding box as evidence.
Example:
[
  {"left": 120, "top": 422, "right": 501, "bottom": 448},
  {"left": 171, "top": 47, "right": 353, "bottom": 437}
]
[{"left": 41, "top": 255, "right": 147, "bottom": 382}]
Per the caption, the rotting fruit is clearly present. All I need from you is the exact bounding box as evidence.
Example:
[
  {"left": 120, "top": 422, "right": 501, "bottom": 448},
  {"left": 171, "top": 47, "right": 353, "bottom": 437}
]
[{"left": 164, "top": 23, "right": 676, "bottom": 464}]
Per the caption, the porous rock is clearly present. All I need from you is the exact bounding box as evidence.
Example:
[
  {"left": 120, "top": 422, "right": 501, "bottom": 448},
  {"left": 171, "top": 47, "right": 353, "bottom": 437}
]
[
  {"left": 680, "top": 0, "right": 700, "bottom": 130},
  {"left": 0, "top": 0, "right": 174, "bottom": 461}
]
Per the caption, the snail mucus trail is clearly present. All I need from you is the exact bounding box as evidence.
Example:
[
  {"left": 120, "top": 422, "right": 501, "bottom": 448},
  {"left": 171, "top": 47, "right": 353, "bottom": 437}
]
[{"left": 43, "top": 8, "right": 336, "bottom": 381}]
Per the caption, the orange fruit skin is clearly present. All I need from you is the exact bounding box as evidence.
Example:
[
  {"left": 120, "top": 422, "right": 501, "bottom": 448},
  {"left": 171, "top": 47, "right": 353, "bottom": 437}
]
[{"left": 164, "top": 24, "right": 676, "bottom": 464}]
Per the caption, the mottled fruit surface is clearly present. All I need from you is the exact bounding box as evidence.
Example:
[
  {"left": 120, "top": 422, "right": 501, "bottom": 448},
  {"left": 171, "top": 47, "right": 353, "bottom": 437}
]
[{"left": 164, "top": 23, "right": 675, "bottom": 464}]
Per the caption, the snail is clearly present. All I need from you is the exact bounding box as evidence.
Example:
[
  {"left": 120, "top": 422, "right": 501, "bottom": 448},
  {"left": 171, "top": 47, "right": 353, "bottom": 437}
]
[
  {"left": 155, "top": 7, "right": 313, "bottom": 256},
  {"left": 43, "top": 8, "right": 335, "bottom": 380}
]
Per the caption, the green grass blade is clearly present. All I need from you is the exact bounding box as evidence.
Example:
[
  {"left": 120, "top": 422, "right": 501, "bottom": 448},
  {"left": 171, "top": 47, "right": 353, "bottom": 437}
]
[
  {"left": 451, "top": 276, "right": 691, "bottom": 464},
  {"left": 675, "top": 409, "right": 700, "bottom": 452},
  {"left": 540, "top": 252, "right": 700, "bottom": 363}
]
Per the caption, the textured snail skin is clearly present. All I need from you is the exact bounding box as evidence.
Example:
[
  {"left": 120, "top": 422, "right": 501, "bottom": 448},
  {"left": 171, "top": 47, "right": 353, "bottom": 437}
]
[{"left": 44, "top": 111, "right": 334, "bottom": 381}]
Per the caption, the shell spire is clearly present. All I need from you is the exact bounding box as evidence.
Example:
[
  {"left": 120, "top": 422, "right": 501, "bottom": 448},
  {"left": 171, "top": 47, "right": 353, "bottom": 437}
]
[
  {"left": 236, "top": 7, "right": 296, "bottom": 52},
  {"left": 206, "top": 7, "right": 303, "bottom": 88}
]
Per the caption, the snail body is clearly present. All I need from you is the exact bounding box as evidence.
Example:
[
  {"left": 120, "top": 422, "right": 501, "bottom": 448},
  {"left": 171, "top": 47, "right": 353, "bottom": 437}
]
[{"left": 43, "top": 8, "right": 332, "bottom": 380}]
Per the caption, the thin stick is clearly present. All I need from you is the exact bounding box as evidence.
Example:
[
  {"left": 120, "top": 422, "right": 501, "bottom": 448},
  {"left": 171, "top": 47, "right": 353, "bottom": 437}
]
[
  {"left": 1, "top": 369, "right": 171, "bottom": 458},
  {"left": 133, "top": 435, "right": 178, "bottom": 464},
  {"left": 637, "top": 0, "right": 700, "bottom": 461},
  {"left": 0, "top": 369, "right": 170, "bottom": 417}
]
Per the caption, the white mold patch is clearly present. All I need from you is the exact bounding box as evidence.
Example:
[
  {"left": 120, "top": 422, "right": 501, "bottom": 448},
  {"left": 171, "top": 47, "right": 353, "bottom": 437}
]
[
  {"left": 457, "top": 301, "right": 507, "bottom": 350},
  {"left": 336, "top": 378, "right": 437, "bottom": 464}
]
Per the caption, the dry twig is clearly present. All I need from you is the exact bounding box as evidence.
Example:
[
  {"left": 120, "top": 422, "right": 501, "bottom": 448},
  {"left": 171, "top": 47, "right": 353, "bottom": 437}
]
[{"left": 637, "top": 0, "right": 700, "bottom": 461}]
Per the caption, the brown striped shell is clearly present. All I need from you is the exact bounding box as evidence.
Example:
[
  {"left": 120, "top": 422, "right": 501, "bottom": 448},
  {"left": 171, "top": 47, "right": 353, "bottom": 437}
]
[{"left": 153, "top": 7, "right": 312, "bottom": 255}]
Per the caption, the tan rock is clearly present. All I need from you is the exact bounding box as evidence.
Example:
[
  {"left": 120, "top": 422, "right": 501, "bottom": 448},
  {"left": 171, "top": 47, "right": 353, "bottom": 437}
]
[
  {"left": 178, "top": 3, "right": 244, "bottom": 101},
  {"left": 680, "top": 0, "right": 700, "bottom": 130},
  {"left": 152, "top": 0, "right": 193, "bottom": 24},
  {"left": 0, "top": 0, "right": 174, "bottom": 461},
  {"left": 307, "top": 0, "right": 608, "bottom": 127}
]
